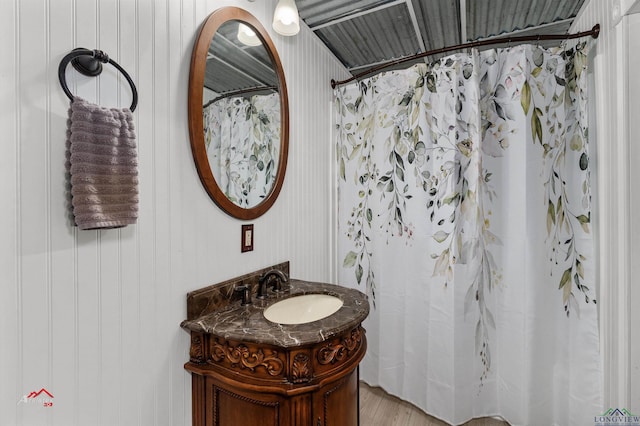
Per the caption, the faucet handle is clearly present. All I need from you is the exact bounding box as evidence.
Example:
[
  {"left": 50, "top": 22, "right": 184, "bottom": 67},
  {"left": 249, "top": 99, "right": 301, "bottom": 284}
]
[{"left": 234, "top": 284, "right": 252, "bottom": 305}]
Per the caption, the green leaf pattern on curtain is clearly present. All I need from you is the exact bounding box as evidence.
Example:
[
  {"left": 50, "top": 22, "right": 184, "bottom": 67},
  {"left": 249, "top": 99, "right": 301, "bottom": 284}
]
[
  {"left": 523, "top": 43, "right": 595, "bottom": 316},
  {"left": 204, "top": 93, "right": 280, "bottom": 208},
  {"left": 336, "top": 42, "right": 593, "bottom": 383}
]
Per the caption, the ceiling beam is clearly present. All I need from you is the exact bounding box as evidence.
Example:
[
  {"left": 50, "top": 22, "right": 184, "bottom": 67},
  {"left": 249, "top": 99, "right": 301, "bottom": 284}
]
[
  {"left": 475, "top": 18, "right": 574, "bottom": 41},
  {"left": 309, "top": 0, "right": 405, "bottom": 30},
  {"left": 459, "top": 0, "right": 467, "bottom": 43},
  {"left": 405, "top": 0, "right": 426, "bottom": 52}
]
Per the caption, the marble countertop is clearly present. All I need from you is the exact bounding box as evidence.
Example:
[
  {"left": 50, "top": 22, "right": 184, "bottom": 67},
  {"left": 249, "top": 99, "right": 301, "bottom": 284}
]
[{"left": 180, "top": 280, "right": 370, "bottom": 348}]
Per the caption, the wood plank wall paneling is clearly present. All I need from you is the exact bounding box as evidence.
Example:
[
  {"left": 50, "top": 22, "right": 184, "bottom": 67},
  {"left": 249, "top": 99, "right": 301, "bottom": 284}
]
[{"left": 0, "top": 0, "right": 350, "bottom": 424}]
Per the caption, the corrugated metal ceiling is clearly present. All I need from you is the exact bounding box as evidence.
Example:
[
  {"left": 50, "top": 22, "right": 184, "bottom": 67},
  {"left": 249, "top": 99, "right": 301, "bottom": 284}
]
[
  {"left": 297, "top": 0, "right": 586, "bottom": 76},
  {"left": 204, "top": 0, "right": 586, "bottom": 96}
]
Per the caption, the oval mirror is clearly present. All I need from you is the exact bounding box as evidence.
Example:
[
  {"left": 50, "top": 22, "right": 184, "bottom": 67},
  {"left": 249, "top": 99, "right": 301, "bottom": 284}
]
[{"left": 188, "top": 7, "right": 289, "bottom": 220}]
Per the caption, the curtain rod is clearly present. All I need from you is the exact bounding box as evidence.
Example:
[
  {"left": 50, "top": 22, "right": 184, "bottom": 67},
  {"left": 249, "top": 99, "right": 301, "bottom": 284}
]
[
  {"left": 204, "top": 85, "right": 278, "bottom": 108},
  {"left": 331, "top": 24, "right": 600, "bottom": 89}
]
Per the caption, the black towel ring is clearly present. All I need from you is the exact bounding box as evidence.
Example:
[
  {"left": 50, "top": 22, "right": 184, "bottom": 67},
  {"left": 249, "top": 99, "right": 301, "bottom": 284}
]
[{"left": 58, "top": 48, "right": 138, "bottom": 112}]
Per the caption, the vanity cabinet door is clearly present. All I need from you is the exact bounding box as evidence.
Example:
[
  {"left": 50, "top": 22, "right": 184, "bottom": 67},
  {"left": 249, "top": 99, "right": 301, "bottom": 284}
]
[
  {"left": 313, "top": 368, "right": 359, "bottom": 426},
  {"left": 207, "top": 380, "right": 283, "bottom": 426}
]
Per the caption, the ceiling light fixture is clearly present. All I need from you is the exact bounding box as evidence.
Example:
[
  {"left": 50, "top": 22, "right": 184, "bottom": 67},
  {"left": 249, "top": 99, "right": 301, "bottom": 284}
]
[
  {"left": 272, "top": 0, "right": 300, "bottom": 36},
  {"left": 237, "top": 23, "right": 262, "bottom": 46}
]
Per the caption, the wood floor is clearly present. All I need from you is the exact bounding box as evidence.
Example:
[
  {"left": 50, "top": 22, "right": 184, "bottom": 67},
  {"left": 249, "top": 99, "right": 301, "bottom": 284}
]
[{"left": 359, "top": 382, "right": 509, "bottom": 426}]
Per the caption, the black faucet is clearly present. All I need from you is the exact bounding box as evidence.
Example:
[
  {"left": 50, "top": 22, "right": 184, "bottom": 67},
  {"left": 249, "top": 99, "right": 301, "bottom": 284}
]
[{"left": 257, "top": 269, "right": 289, "bottom": 299}]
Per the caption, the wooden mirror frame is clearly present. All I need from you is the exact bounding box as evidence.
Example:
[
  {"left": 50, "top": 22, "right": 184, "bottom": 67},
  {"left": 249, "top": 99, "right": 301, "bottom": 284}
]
[{"left": 188, "top": 7, "right": 289, "bottom": 220}]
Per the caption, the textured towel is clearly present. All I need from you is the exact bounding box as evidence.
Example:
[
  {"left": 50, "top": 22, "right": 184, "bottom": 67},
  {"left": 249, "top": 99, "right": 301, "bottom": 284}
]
[{"left": 67, "top": 97, "right": 138, "bottom": 230}]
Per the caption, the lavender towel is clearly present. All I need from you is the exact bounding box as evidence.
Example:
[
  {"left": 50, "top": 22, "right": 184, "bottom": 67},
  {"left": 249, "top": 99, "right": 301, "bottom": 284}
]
[{"left": 67, "top": 97, "right": 138, "bottom": 230}]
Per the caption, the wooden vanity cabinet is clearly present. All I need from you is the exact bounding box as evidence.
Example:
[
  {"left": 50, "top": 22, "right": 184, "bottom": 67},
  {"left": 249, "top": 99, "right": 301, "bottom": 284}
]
[{"left": 186, "top": 325, "right": 366, "bottom": 426}]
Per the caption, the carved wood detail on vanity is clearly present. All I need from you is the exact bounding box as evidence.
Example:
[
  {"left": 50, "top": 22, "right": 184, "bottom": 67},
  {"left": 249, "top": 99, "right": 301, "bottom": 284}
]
[
  {"left": 291, "top": 352, "right": 312, "bottom": 383},
  {"left": 188, "top": 326, "right": 364, "bottom": 384},
  {"left": 317, "top": 326, "right": 363, "bottom": 365},
  {"left": 190, "top": 332, "right": 205, "bottom": 363},
  {"left": 209, "top": 338, "right": 285, "bottom": 377}
]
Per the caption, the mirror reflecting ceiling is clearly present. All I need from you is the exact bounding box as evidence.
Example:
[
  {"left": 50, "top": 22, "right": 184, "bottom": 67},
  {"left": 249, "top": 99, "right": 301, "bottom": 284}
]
[{"left": 204, "top": 20, "right": 278, "bottom": 100}]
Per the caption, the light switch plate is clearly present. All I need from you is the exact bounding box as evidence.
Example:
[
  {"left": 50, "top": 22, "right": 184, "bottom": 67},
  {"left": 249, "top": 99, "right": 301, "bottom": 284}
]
[{"left": 241, "top": 224, "right": 254, "bottom": 252}]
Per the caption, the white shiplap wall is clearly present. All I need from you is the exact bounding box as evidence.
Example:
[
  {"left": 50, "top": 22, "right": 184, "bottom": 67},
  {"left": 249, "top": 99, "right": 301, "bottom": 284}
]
[
  {"left": 0, "top": 0, "right": 349, "bottom": 425},
  {"left": 572, "top": 0, "right": 639, "bottom": 411},
  {"left": 628, "top": 11, "right": 640, "bottom": 412}
]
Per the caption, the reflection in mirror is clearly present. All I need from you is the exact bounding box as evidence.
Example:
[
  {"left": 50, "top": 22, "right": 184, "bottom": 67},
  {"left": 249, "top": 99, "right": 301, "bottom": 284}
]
[
  {"left": 188, "top": 7, "right": 289, "bottom": 220},
  {"left": 203, "top": 19, "right": 280, "bottom": 209}
]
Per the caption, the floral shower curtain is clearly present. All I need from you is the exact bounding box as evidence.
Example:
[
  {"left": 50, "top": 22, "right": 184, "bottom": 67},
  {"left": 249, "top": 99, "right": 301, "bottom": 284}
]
[
  {"left": 336, "top": 43, "right": 601, "bottom": 425},
  {"left": 204, "top": 93, "right": 280, "bottom": 207}
]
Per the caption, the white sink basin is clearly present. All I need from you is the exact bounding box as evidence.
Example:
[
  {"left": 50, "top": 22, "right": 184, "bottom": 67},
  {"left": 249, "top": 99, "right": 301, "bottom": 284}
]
[{"left": 263, "top": 294, "right": 343, "bottom": 325}]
